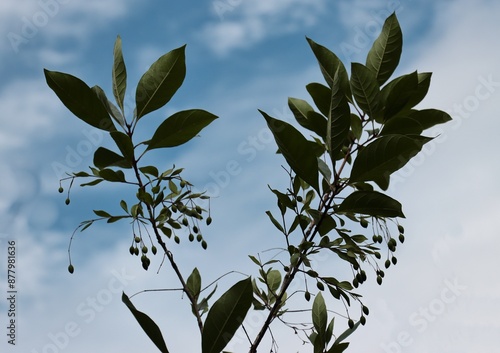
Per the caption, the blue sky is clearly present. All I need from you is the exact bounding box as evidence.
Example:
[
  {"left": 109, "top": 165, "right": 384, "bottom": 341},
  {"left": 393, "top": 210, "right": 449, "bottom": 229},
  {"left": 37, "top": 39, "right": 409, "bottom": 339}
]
[{"left": 1, "top": 0, "right": 500, "bottom": 352}]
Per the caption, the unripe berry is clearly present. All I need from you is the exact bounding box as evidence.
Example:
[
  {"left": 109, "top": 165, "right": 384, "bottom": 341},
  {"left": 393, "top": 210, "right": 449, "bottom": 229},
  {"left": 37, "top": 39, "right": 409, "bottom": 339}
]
[
  {"left": 65, "top": 198, "right": 70, "bottom": 205},
  {"left": 348, "top": 319, "right": 354, "bottom": 329},
  {"left": 206, "top": 217, "right": 212, "bottom": 226},
  {"left": 68, "top": 264, "right": 74, "bottom": 274},
  {"left": 151, "top": 246, "right": 157, "bottom": 255},
  {"left": 58, "top": 187, "right": 64, "bottom": 193},
  {"left": 304, "top": 291, "right": 311, "bottom": 301},
  {"left": 201, "top": 240, "right": 207, "bottom": 250}
]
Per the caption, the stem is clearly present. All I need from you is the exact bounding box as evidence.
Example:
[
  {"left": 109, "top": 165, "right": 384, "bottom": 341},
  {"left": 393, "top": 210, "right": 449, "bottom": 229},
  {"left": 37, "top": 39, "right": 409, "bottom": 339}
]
[
  {"left": 129, "top": 126, "right": 205, "bottom": 334},
  {"left": 250, "top": 141, "right": 356, "bottom": 352}
]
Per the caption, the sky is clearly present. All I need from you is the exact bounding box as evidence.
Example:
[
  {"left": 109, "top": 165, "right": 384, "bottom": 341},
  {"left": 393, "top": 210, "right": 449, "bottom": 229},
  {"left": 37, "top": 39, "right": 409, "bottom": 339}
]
[{"left": 1, "top": 0, "right": 500, "bottom": 352}]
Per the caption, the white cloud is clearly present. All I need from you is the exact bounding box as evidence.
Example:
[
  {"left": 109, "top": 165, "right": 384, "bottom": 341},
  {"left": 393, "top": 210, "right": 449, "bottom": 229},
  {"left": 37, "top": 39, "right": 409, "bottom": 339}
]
[{"left": 200, "top": 0, "right": 327, "bottom": 55}]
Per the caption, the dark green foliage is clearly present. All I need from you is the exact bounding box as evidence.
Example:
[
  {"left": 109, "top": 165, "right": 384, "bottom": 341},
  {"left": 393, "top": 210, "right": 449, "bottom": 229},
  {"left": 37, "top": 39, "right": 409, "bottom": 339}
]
[{"left": 49, "top": 13, "right": 451, "bottom": 353}]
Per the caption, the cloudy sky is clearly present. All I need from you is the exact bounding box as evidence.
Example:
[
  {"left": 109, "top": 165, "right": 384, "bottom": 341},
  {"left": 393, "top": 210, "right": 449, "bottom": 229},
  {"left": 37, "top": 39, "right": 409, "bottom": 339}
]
[{"left": 1, "top": 0, "right": 499, "bottom": 352}]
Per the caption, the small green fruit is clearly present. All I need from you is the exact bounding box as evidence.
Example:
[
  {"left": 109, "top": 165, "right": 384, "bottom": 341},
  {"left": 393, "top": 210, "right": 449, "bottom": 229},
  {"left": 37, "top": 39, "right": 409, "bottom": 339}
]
[
  {"left": 182, "top": 218, "right": 189, "bottom": 226},
  {"left": 353, "top": 278, "right": 359, "bottom": 288},
  {"left": 65, "top": 198, "right": 70, "bottom": 205},
  {"left": 195, "top": 205, "right": 202, "bottom": 214},
  {"left": 392, "top": 256, "right": 398, "bottom": 265},
  {"left": 58, "top": 186, "right": 64, "bottom": 193},
  {"left": 134, "top": 236, "right": 141, "bottom": 243},
  {"left": 316, "top": 282, "right": 325, "bottom": 291},
  {"left": 189, "top": 233, "right": 195, "bottom": 242},
  {"left": 304, "top": 291, "right": 311, "bottom": 301},
  {"left": 174, "top": 236, "right": 180, "bottom": 244},
  {"left": 360, "top": 218, "right": 369, "bottom": 228},
  {"left": 201, "top": 240, "right": 207, "bottom": 250},
  {"left": 296, "top": 196, "right": 303, "bottom": 202},
  {"left": 68, "top": 264, "right": 74, "bottom": 274},
  {"left": 362, "top": 305, "right": 369, "bottom": 315},
  {"left": 377, "top": 275, "right": 383, "bottom": 285},
  {"left": 129, "top": 246, "right": 135, "bottom": 255},
  {"left": 193, "top": 226, "right": 199, "bottom": 234},
  {"left": 398, "top": 225, "right": 405, "bottom": 234},
  {"left": 151, "top": 246, "right": 157, "bottom": 255},
  {"left": 360, "top": 315, "right": 366, "bottom": 325},
  {"left": 361, "top": 270, "right": 367, "bottom": 281},
  {"left": 180, "top": 180, "right": 186, "bottom": 188},
  {"left": 348, "top": 319, "right": 354, "bottom": 329},
  {"left": 134, "top": 247, "right": 139, "bottom": 256},
  {"left": 399, "top": 234, "right": 405, "bottom": 243},
  {"left": 196, "top": 234, "right": 202, "bottom": 242},
  {"left": 385, "top": 259, "right": 391, "bottom": 269},
  {"left": 142, "top": 246, "right": 148, "bottom": 254},
  {"left": 374, "top": 251, "right": 381, "bottom": 259},
  {"left": 206, "top": 217, "right": 212, "bottom": 226}
]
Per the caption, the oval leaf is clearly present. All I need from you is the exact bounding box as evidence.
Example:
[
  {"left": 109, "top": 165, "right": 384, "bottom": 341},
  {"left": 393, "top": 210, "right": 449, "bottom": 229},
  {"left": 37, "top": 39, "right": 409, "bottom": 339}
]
[
  {"left": 93, "top": 147, "right": 131, "bottom": 169},
  {"left": 260, "top": 111, "right": 319, "bottom": 192},
  {"left": 350, "top": 63, "right": 382, "bottom": 120},
  {"left": 337, "top": 190, "right": 404, "bottom": 218},
  {"left": 112, "top": 35, "right": 127, "bottom": 112},
  {"left": 202, "top": 277, "right": 253, "bottom": 353},
  {"left": 349, "top": 134, "right": 431, "bottom": 189},
  {"left": 366, "top": 12, "right": 403, "bottom": 85},
  {"left": 288, "top": 97, "right": 327, "bottom": 139},
  {"left": 312, "top": 292, "right": 327, "bottom": 335},
  {"left": 44, "top": 69, "right": 116, "bottom": 131},
  {"left": 122, "top": 292, "right": 169, "bottom": 353},
  {"left": 306, "top": 37, "right": 352, "bottom": 100},
  {"left": 147, "top": 109, "right": 218, "bottom": 150},
  {"left": 328, "top": 67, "right": 351, "bottom": 161},
  {"left": 136, "top": 45, "right": 186, "bottom": 120}
]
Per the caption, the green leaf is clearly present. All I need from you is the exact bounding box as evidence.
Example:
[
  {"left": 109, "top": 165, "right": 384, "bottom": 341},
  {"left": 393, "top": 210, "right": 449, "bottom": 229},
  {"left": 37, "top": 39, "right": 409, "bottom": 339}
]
[
  {"left": 381, "top": 71, "right": 419, "bottom": 120},
  {"left": 98, "top": 168, "right": 126, "bottom": 182},
  {"left": 93, "top": 209, "right": 111, "bottom": 218},
  {"left": 288, "top": 97, "right": 327, "bottom": 139},
  {"left": 333, "top": 321, "right": 360, "bottom": 345},
  {"left": 380, "top": 116, "right": 423, "bottom": 135},
  {"left": 265, "top": 211, "right": 285, "bottom": 233},
  {"left": 366, "top": 12, "right": 402, "bottom": 85},
  {"left": 136, "top": 45, "right": 186, "bottom": 120},
  {"left": 267, "top": 270, "right": 282, "bottom": 293},
  {"left": 260, "top": 111, "right": 319, "bottom": 192},
  {"left": 312, "top": 292, "right": 328, "bottom": 336},
  {"left": 306, "top": 82, "right": 331, "bottom": 117},
  {"left": 120, "top": 200, "right": 128, "bottom": 213},
  {"left": 187, "top": 267, "right": 202, "bottom": 299},
  {"left": 328, "top": 67, "right": 351, "bottom": 161},
  {"left": 110, "top": 131, "right": 134, "bottom": 164},
  {"left": 44, "top": 69, "right": 116, "bottom": 131},
  {"left": 306, "top": 37, "right": 352, "bottom": 100},
  {"left": 349, "top": 134, "right": 431, "bottom": 189},
  {"left": 350, "top": 114, "right": 362, "bottom": 140},
  {"left": 337, "top": 191, "right": 405, "bottom": 218},
  {"left": 91, "top": 85, "right": 126, "bottom": 128},
  {"left": 93, "top": 147, "right": 131, "bottom": 169},
  {"left": 202, "top": 278, "right": 253, "bottom": 353},
  {"left": 139, "top": 166, "right": 159, "bottom": 178},
  {"left": 350, "top": 63, "right": 382, "bottom": 120},
  {"left": 409, "top": 109, "right": 452, "bottom": 130},
  {"left": 146, "top": 109, "right": 218, "bottom": 150},
  {"left": 327, "top": 342, "right": 349, "bottom": 353},
  {"left": 112, "top": 35, "right": 127, "bottom": 112},
  {"left": 122, "top": 292, "right": 169, "bottom": 353},
  {"left": 80, "top": 179, "right": 103, "bottom": 187}
]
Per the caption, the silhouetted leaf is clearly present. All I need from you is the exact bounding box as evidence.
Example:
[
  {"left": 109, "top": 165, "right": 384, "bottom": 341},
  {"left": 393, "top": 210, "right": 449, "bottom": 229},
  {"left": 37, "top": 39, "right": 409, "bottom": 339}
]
[
  {"left": 136, "top": 45, "right": 186, "bottom": 119},
  {"left": 261, "top": 111, "right": 319, "bottom": 192},
  {"left": 112, "top": 35, "right": 127, "bottom": 112},
  {"left": 146, "top": 109, "right": 218, "bottom": 150},
  {"left": 306, "top": 82, "right": 331, "bottom": 117},
  {"left": 122, "top": 292, "right": 169, "bottom": 353},
  {"left": 202, "top": 278, "right": 253, "bottom": 353},
  {"left": 93, "top": 147, "right": 131, "bottom": 169},
  {"left": 44, "top": 69, "right": 116, "bottom": 131},
  {"left": 366, "top": 12, "right": 402, "bottom": 85},
  {"left": 350, "top": 134, "right": 431, "bottom": 189},
  {"left": 288, "top": 97, "right": 327, "bottom": 139},
  {"left": 337, "top": 191, "right": 404, "bottom": 218},
  {"left": 328, "top": 67, "right": 351, "bottom": 161},
  {"left": 350, "top": 63, "right": 382, "bottom": 120}
]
